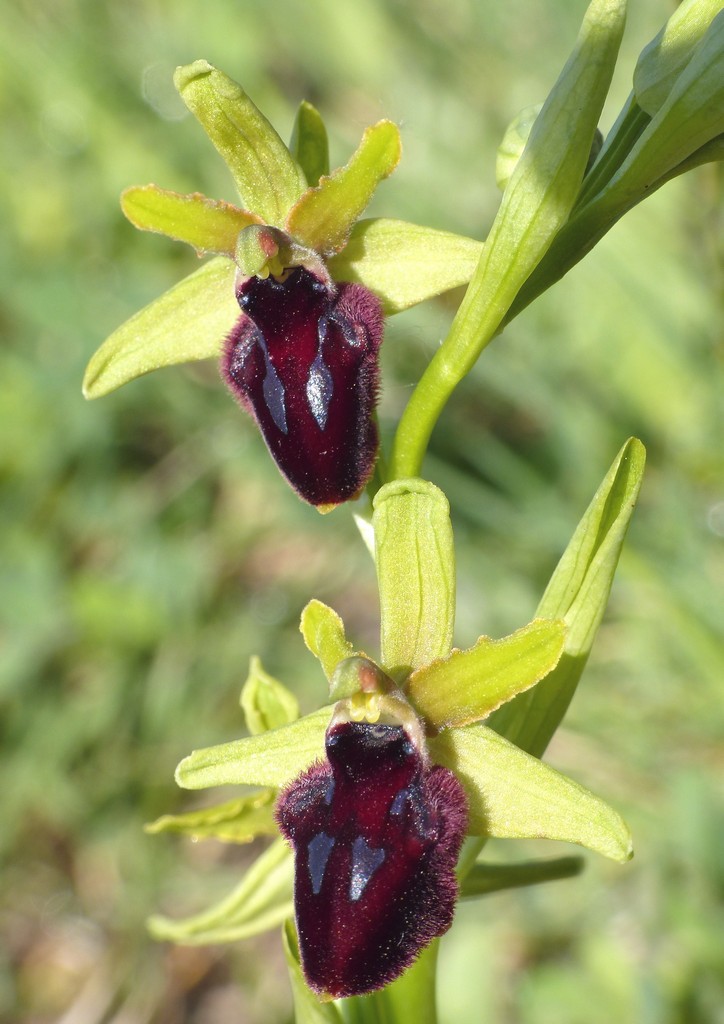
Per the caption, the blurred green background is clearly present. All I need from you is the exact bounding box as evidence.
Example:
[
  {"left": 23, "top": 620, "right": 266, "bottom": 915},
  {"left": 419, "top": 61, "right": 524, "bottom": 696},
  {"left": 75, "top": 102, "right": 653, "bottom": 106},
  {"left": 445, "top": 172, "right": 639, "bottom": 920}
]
[{"left": 1, "top": 0, "right": 722, "bottom": 1021}]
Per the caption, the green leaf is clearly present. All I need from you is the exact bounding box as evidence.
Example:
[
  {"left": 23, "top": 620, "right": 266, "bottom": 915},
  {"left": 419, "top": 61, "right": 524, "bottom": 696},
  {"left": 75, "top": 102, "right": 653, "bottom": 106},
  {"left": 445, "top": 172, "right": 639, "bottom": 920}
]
[
  {"left": 634, "top": 0, "right": 724, "bottom": 115},
  {"left": 430, "top": 724, "right": 632, "bottom": 862},
  {"left": 459, "top": 855, "right": 584, "bottom": 898},
  {"left": 283, "top": 920, "right": 344, "bottom": 1022},
  {"left": 328, "top": 218, "right": 483, "bottom": 315},
  {"left": 491, "top": 438, "right": 646, "bottom": 757},
  {"left": 390, "top": 0, "right": 627, "bottom": 478},
  {"left": 614, "top": 11, "right": 724, "bottom": 191},
  {"left": 174, "top": 60, "right": 307, "bottom": 227},
  {"left": 121, "top": 185, "right": 262, "bottom": 257},
  {"left": 290, "top": 100, "right": 330, "bottom": 187},
  {"left": 373, "top": 479, "right": 455, "bottom": 680},
  {"left": 512, "top": 13, "right": 724, "bottom": 318},
  {"left": 148, "top": 838, "right": 293, "bottom": 944},
  {"left": 286, "top": 120, "right": 402, "bottom": 255},
  {"left": 176, "top": 706, "right": 330, "bottom": 790},
  {"left": 407, "top": 618, "right": 566, "bottom": 729},
  {"left": 240, "top": 656, "right": 299, "bottom": 735},
  {"left": 300, "top": 600, "right": 358, "bottom": 682},
  {"left": 144, "top": 789, "right": 277, "bottom": 843},
  {"left": 82, "top": 257, "right": 238, "bottom": 399}
]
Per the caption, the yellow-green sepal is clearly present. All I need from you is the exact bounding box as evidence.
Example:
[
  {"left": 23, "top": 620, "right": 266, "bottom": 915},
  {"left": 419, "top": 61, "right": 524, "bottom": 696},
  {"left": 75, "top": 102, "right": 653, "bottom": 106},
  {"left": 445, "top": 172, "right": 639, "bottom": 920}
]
[
  {"left": 373, "top": 479, "right": 455, "bottom": 681},
  {"left": 430, "top": 724, "right": 632, "bottom": 863},
  {"left": 174, "top": 61, "right": 307, "bottom": 227},
  {"left": 148, "top": 838, "right": 293, "bottom": 944},
  {"left": 175, "top": 706, "right": 330, "bottom": 790},
  {"left": 82, "top": 256, "right": 238, "bottom": 398},
  {"left": 328, "top": 218, "right": 483, "bottom": 315},
  {"left": 240, "top": 656, "right": 300, "bottom": 735},
  {"left": 144, "top": 789, "right": 278, "bottom": 843}
]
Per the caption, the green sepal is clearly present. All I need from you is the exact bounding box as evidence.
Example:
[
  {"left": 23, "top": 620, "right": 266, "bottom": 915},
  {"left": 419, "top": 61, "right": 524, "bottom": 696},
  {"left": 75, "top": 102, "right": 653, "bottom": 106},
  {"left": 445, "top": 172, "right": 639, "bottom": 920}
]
[
  {"left": 634, "top": 0, "right": 724, "bottom": 115},
  {"left": 175, "top": 706, "right": 330, "bottom": 790},
  {"left": 121, "top": 185, "right": 262, "bottom": 257},
  {"left": 283, "top": 920, "right": 344, "bottom": 1019},
  {"left": 285, "top": 120, "right": 402, "bottom": 256},
  {"left": 174, "top": 60, "right": 307, "bottom": 227},
  {"left": 328, "top": 218, "right": 483, "bottom": 315},
  {"left": 389, "top": 0, "right": 627, "bottom": 478},
  {"left": 290, "top": 100, "right": 330, "bottom": 187},
  {"left": 373, "top": 479, "right": 455, "bottom": 681},
  {"left": 430, "top": 724, "right": 632, "bottom": 862},
  {"left": 240, "top": 656, "right": 299, "bottom": 736},
  {"left": 406, "top": 618, "right": 566, "bottom": 730},
  {"left": 83, "top": 257, "right": 238, "bottom": 399},
  {"left": 491, "top": 438, "right": 646, "bottom": 757},
  {"left": 147, "top": 838, "right": 293, "bottom": 944},
  {"left": 459, "top": 855, "right": 584, "bottom": 898},
  {"left": 300, "top": 599, "right": 359, "bottom": 682},
  {"left": 144, "top": 789, "right": 277, "bottom": 843}
]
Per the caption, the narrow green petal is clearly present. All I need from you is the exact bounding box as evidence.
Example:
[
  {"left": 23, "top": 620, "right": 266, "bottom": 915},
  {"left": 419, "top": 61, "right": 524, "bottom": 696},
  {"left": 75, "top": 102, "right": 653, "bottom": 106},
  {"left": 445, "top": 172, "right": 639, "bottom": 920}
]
[
  {"left": 286, "top": 120, "right": 402, "bottom": 255},
  {"left": 373, "top": 479, "right": 455, "bottom": 681},
  {"left": 407, "top": 618, "right": 566, "bottom": 730},
  {"left": 460, "top": 855, "right": 584, "bottom": 898},
  {"left": 491, "top": 438, "right": 646, "bottom": 757},
  {"left": 240, "top": 656, "right": 299, "bottom": 735},
  {"left": 174, "top": 60, "right": 307, "bottom": 227},
  {"left": 283, "top": 921, "right": 344, "bottom": 1020},
  {"left": 148, "top": 838, "right": 293, "bottom": 944},
  {"left": 82, "top": 257, "right": 238, "bottom": 399},
  {"left": 121, "top": 185, "right": 262, "bottom": 257},
  {"left": 290, "top": 100, "right": 330, "bottom": 187},
  {"left": 175, "top": 706, "right": 330, "bottom": 790},
  {"left": 299, "top": 599, "right": 358, "bottom": 682},
  {"left": 390, "top": 0, "right": 627, "bottom": 478},
  {"left": 328, "top": 218, "right": 483, "bottom": 315},
  {"left": 144, "top": 790, "right": 277, "bottom": 843},
  {"left": 430, "top": 725, "right": 633, "bottom": 862},
  {"left": 634, "top": 0, "right": 724, "bottom": 115}
]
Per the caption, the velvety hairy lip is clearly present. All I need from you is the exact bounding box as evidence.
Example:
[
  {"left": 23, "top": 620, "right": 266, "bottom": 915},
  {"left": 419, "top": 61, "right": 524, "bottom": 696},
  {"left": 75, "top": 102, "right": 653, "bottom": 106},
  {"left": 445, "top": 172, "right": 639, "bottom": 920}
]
[
  {"left": 222, "top": 267, "right": 384, "bottom": 507},
  {"left": 276, "top": 721, "right": 468, "bottom": 998}
]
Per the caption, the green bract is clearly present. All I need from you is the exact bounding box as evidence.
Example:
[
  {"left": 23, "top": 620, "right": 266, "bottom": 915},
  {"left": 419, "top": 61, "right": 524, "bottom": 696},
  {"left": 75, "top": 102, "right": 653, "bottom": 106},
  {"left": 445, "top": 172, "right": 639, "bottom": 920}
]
[
  {"left": 82, "top": 61, "right": 482, "bottom": 400},
  {"left": 154, "top": 446, "right": 644, "bottom": 947}
]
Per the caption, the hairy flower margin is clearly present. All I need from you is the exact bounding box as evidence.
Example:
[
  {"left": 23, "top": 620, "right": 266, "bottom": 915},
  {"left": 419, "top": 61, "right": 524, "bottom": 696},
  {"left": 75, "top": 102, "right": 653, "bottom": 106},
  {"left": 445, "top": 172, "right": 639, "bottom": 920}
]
[
  {"left": 82, "top": 60, "right": 483, "bottom": 507},
  {"left": 147, "top": 449, "right": 645, "bottom": 1004}
]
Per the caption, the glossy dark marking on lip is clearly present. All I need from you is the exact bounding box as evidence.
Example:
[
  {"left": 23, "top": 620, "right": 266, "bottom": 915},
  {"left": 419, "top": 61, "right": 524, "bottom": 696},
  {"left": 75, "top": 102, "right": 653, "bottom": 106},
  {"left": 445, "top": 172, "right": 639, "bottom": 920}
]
[
  {"left": 276, "top": 720, "right": 468, "bottom": 998},
  {"left": 222, "top": 267, "right": 384, "bottom": 507},
  {"left": 308, "top": 832, "right": 335, "bottom": 895}
]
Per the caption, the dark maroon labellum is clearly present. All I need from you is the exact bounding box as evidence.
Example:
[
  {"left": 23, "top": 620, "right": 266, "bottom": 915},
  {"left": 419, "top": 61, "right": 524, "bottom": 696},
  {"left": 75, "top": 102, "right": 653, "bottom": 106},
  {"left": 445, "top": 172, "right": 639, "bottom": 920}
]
[
  {"left": 276, "top": 721, "right": 468, "bottom": 998},
  {"left": 222, "top": 267, "right": 384, "bottom": 507}
]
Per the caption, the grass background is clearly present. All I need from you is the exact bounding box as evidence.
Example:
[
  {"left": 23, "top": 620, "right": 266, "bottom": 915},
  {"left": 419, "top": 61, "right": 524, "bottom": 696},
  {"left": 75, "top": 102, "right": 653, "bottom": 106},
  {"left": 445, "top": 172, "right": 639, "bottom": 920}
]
[{"left": 1, "top": 0, "right": 722, "bottom": 1021}]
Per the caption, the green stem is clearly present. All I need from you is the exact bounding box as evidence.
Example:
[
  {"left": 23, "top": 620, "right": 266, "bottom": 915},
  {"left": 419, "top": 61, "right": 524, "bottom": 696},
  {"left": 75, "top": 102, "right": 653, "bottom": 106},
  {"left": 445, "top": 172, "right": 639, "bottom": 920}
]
[
  {"left": 574, "top": 93, "right": 651, "bottom": 208},
  {"left": 341, "top": 943, "right": 440, "bottom": 1024}
]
